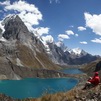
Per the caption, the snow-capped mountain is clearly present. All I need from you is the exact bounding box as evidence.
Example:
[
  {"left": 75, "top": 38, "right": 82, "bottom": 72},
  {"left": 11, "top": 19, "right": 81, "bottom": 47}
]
[
  {"left": 55, "top": 41, "right": 87, "bottom": 56},
  {"left": 0, "top": 14, "right": 17, "bottom": 33},
  {"left": 55, "top": 41, "right": 66, "bottom": 51},
  {"left": 72, "top": 48, "right": 86, "bottom": 55},
  {"left": 0, "top": 14, "right": 99, "bottom": 67},
  {"left": 71, "top": 48, "right": 87, "bottom": 56},
  {"left": 46, "top": 41, "right": 99, "bottom": 65},
  {"left": 55, "top": 41, "right": 72, "bottom": 53}
]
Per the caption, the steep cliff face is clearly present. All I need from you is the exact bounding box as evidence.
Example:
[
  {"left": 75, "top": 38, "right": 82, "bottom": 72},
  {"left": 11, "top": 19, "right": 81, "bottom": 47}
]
[
  {"left": 0, "top": 15, "right": 61, "bottom": 79},
  {"left": 47, "top": 42, "right": 70, "bottom": 65},
  {"left": 3, "top": 15, "right": 29, "bottom": 41}
]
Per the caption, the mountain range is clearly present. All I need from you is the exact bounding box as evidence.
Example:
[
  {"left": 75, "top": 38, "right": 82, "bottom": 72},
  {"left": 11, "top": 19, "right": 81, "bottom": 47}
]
[
  {"left": 46, "top": 40, "right": 99, "bottom": 65},
  {"left": 0, "top": 15, "right": 100, "bottom": 79}
]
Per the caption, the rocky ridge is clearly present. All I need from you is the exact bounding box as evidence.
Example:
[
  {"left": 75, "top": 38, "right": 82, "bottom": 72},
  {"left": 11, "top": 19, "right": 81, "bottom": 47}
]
[
  {"left": 0, "top": 15, "right": 61, "bottom": 79},
  {"left": 47, "top": 41, "right": 100, "bottom": 65}
]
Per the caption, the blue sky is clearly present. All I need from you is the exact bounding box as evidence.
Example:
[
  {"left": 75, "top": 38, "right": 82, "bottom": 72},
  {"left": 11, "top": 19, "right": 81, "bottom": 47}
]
[{"left": 0, "top": 0, "right": 101, "bottom": 55}]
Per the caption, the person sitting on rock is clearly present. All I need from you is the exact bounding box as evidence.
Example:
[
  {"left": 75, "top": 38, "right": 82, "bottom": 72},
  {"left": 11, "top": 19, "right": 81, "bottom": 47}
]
[{"left": 82, "top": 72, "right": 100, "bottom": 90}]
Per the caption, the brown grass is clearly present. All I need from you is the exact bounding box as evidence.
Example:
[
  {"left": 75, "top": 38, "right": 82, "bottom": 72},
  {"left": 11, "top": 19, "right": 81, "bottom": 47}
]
[
  {"left": 36, "top": 51, "right": 61, "bottom": 70},
  {"left": 21, "top": 89, "right": 77, "bottom": 101},
  {"left": 17, "top": 44, "right": 42, "bottom": 68},
  {"left": 16, "top": 43, "right": 61, "bottom": 70},
  {"left": 29, "top": 84, "right": 101, "bottom": 101}
]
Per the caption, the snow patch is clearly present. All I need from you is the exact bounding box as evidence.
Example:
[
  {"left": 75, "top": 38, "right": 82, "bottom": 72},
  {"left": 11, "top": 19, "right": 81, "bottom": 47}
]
[
  {"left": 72, "top": 47, "right": 87, "bottom": 56},
  {"left": 0, "top": 21, "right": 5, "bottom": 33},
  {"left": 0, "top": 37, "right": 7, "bottom": 42},
  {"left": 2, "top": 14, "right": 17, "bottom": 25},
  {"left": 55, "top": 41, "right": 70, "bottom": 52},
  {"left": 16, "top": 58, "right": 23, "bottom": 66},
  {"left": 72, "top": 48, "right": 82, "bottom": 55}
]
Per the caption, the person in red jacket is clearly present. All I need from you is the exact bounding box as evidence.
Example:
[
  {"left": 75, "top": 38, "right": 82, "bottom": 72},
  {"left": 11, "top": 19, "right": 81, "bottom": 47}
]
[
  {"left": 82, "top": 72, "right": 100, "bottom": 90},
  {"left": 88, "top": 72, "right": 100, "bottom": 85}
]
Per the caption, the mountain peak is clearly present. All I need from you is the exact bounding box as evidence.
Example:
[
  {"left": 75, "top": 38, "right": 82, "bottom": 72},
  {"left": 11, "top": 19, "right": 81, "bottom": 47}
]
[
  {"left": 55, "top": 41, "right": 63, "bottom": 47},
  {"left": 2, "top": 14, "right": 29, "bottom": 41},
  {"left": 55, "top": 41, "right": 68, "bottom": 52},
  {"left": 72, "top": 47, "right": 87, "bottom": 56},
  {"left": 72, "top": 47, "right": 82, "bottom": 54}
]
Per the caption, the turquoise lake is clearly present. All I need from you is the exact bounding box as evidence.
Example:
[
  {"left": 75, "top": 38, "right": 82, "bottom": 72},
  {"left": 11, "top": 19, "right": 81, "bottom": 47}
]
[
  {"left": 0, "top": 78, "right": 78, "bottom": 99},
  {"left": 60, "top": 68, "right": 83, "bottom": 74}
]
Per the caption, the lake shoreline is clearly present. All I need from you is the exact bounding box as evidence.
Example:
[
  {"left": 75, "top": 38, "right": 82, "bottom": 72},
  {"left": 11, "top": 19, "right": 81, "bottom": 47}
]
[
  {"left": 0, "top": 68, "right": 88, "bottom": 100},
  {"left": 0, "top": 77, "right": 79, "bottom": 99}
]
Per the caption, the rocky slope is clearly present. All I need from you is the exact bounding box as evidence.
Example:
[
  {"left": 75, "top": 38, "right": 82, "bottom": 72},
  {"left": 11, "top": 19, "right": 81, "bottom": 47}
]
[
  {"left": 0, "top": 15, "right": 61, "bottom": 79},
  {"left": 81, "top": 59, "right": 101, "bottom": 77}
]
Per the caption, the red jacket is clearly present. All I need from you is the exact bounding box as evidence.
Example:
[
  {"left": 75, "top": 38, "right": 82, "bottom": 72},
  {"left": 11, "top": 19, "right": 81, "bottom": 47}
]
[{"left": 88, "top": 75, "right": 100, "bottom": 86}]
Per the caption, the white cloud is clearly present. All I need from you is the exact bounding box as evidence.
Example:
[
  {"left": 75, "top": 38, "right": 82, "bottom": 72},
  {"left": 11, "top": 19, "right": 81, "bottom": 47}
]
[
  {"left": 42, "top": 35, "right": 54, "bottom": 43},
  {"left": 18, "top": 10, "right": 42, "bottom": 26},
  {"left": 75, "top": 34, "right": 79, "bottom": 37},
  {"left": 91, "top": 38, "right": 101, "bottom": 43},
  {"left": 5, "top": 0, "right": 40, "bottom": 13},
  {"left": 0, "top": 1, "right": 10, "bottom": 6},
  {"left": 78, "top": 26, "right": 86, "bottom": 31},
  {"left": 58, "top": 34, "right": 70, "bottom": 41},
  {"left": 69, "top": 25, "right": 74, "bottom": 28},
  {"left": 66, "top": 30, "right": 74, "bottom": 35},
  {"left": 34, "top": 27, "right": 50, "bottom": 36},
  {"left": 84, "top": 12, "right": 101, "bottom": 36},
  {"left": 2, "top": 0, "right": 43, "bottom": 32},
  {"left": 57, "top": 30, "right": 76, "bottom": 41},
  {"left": 80, "top": 41, "right": 87, "bottom": 44},
  {"left": 49, "top": 0, "right": 60, "bottom": 3}
]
